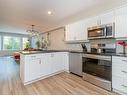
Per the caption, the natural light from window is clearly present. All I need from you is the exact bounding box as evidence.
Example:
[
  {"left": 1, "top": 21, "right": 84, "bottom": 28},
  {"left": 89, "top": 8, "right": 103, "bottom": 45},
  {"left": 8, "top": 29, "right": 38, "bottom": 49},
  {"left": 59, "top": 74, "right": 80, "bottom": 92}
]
[
  {"left": 23, "top": 37, "right": 29, "bottom": 50},
  {"left": 3, "top": 36, "right": 21, "bottom": 50}
]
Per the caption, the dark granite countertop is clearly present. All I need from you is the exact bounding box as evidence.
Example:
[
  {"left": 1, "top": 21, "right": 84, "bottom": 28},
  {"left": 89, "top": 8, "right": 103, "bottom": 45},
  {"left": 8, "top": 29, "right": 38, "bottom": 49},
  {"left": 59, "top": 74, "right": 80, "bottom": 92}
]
[
  {"left": 20, "top": 50, "right": 84, "bottom": 55},
  {"left": 83, "top": 52, "right": 127, "bottom": 57},
  {"left": 112, "top": 53, "right": 127, "bottom": 57},
  {"left": 20, "top": 50, "right": 127, "bottom": 57}
]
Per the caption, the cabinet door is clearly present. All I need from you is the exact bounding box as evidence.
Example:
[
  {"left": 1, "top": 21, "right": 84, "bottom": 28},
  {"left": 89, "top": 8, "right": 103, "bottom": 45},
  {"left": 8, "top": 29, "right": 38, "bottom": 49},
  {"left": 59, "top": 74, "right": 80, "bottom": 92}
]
[
  {"left": 62, "top": 52, "right": 69, "bottom": 72},
  {"left": 86, "top": 16, "right": 99, "bottom": 27},
  {"left": 42, "top": 53, "right": 52, "bottom": 75},
  {"left": 75, "top": 20, "right": 88, "bottom": 41},
  {"left": 40, "top": 54, "right": 48, "bottom": 76},
  {"left": 20, "top": 55, "right": 30, "bottom": 83},
  {"left": 65, "top": 20, "right": 88, "bottom": 42},
  {"left": 51, "top": 52, "right": 64, "bottom": 73},
  {"left": 65, "top": 23, "right": 77, "bottom": 41},
  {"left": 115, "top": 6, "right": 127, "bottom": 38},
  {"left": 28, "top": 54, "right": 41, "bottom": 81},
  {"left": 100, "top": 11, "right": 115, "bottom": 24}
]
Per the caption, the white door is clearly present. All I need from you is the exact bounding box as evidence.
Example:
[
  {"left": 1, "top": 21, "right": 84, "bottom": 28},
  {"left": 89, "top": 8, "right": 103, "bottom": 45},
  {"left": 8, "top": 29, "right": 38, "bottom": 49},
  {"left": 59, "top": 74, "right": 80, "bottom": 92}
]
[
  {"left": 75, "top": 20, "right": 88, "bottom": 41},
  {"left": 20, "top": 55, "right": 30, "bottom": 83},
  {"left": 115, "top": 6, "right": 127, "bottom": 38},
  {"left": 28, "top": 54, "right": 41, "bottom": 81},
  {"left": 42, "top": 53, "right": 52, "bottom": 75},
  {"left": 65, "top": 20, "right": 88, "bottom": 41},
  {"left": 51, "top": 53, "right": 63, "bottom": 73},
  {"left": 65, "top": 23, "right": 77, "bottom": 41}
]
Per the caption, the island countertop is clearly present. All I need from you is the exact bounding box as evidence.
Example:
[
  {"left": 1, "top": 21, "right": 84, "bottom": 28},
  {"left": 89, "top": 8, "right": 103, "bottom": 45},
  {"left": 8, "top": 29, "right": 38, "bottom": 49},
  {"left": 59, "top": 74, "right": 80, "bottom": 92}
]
[{"left": 20, "top": 50, "right": 84, "bottom": 55}]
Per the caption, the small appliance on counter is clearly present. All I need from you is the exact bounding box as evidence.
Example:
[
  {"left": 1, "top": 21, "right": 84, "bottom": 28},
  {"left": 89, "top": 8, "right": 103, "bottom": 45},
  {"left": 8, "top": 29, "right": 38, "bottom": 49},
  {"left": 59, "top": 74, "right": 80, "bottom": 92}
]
[
  {"left": 82, "top": 42, "right": 116, "bottom": 91},
  {"left": 90, "top": 43, "right": 116, "bottom": 54}
]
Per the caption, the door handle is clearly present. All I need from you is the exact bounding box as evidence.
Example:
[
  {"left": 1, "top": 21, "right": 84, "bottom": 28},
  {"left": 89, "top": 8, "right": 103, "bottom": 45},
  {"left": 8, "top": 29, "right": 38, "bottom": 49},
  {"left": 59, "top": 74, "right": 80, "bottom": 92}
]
[
  {"left": 122, "top": 71, "right": 127, "bottom": 74},
  {"left": 51, "top": 54, "right": 54, "bottom": 57},
  {"left": 121, "top": 85, "right": 127, "bottom": 88},
  {"left": 39, "top": 60, "right": 41, "bottom": 64}
]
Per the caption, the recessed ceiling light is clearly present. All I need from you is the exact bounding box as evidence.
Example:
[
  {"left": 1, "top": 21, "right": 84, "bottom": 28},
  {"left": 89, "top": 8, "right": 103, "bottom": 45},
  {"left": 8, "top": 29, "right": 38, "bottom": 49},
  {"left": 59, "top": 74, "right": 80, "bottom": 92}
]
[{"left": 48, "top": 11, "right": 52, "bottom": 15}]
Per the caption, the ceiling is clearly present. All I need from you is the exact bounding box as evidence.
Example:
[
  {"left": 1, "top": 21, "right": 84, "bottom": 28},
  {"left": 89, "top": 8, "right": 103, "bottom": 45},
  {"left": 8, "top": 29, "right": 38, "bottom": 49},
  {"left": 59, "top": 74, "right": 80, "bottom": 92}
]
[{"left": 0, "top": 0, "right": 127, "bottom": 34}]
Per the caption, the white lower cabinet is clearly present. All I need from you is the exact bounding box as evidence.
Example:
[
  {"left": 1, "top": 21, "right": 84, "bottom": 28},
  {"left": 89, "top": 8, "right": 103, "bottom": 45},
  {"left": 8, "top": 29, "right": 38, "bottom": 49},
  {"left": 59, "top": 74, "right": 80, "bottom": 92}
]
[
  {"left": 112, "top": 76, "right": 127, "bottom": 94},
  {"left": 20, "top": 52, "right": 69, "bottom": 85},
  {"left": 28, "top": 54, "right": 42, "bottom": 81},
  {"left": 112, "top": 56, "right": 127, "bottom": 95},
  {"left": 51, "top": 52, "right": 65, "bottom": 73},
  {"left": 41, "top": 53, "right": 52, "bottom": 76}
]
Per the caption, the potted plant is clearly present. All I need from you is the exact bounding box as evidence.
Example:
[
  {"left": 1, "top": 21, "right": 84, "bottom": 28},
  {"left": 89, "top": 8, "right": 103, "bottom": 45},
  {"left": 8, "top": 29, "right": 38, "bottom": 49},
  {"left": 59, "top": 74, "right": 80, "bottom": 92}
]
[
  {"left": 117, "top": 41, "right": 127, "bottom": 55},
  {"left": 36, "top": 40, "right": 40, "bottom": 49},
  {"left": 25, "top": 40, "right": 31, "bottom": 48}
]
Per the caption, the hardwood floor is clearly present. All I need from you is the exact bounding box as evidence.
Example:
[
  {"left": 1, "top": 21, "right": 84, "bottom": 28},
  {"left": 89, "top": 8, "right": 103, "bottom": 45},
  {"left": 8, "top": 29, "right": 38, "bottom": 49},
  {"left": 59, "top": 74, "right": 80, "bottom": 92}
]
[{"left": 0, "top": 57, "right": 118, "bottom": 95}]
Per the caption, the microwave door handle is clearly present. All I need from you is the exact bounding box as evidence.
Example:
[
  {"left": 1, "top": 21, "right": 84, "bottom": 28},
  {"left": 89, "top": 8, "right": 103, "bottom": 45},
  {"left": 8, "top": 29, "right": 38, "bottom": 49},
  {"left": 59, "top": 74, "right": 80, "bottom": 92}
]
[{"left": 104, "top": 27, "right": 107, "bottom": 37}]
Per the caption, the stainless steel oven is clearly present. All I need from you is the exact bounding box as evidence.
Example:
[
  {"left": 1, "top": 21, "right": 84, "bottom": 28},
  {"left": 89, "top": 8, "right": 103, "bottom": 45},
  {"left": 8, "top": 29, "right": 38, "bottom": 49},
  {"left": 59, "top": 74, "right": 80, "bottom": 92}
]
[
  {"left": 88, "top": 23, "right": 114, "bottom": 39},
  {"left": 82, "top": 54, "right": 112, "bottom": 91}
]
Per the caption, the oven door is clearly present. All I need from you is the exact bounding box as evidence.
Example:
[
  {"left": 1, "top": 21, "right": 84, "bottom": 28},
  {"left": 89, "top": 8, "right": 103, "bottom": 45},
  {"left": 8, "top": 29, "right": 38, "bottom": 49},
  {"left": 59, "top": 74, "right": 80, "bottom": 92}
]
[
  {"left": 88, "top": 27, "right": 106, "bottom": 39},
  {"left": 82, "top": 54, "right": 111, "bottom": 81}
]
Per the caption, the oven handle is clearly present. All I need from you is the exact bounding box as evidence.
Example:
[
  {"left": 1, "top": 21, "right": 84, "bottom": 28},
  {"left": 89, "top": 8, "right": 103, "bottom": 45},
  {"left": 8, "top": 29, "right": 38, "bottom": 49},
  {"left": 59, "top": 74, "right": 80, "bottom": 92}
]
[{"left": 82, "top": 54, "right": 111, "bottom": 61}]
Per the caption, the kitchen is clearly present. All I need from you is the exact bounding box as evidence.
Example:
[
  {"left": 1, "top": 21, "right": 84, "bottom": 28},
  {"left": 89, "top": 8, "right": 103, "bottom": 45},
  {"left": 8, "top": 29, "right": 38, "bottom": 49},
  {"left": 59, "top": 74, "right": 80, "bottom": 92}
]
[
  {"left": 1, "top": 0, "right": 127, "bottom": 95},
  {"left": 19, "top": 4, "right": 127, "bottom": 95}
]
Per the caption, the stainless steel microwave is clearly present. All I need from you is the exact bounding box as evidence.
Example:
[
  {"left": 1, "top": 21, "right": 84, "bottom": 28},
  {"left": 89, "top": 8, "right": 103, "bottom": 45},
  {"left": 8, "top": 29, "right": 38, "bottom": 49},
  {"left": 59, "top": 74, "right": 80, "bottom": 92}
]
[{"left": 88, "top": 23, "right": 115, "bottom": 39}]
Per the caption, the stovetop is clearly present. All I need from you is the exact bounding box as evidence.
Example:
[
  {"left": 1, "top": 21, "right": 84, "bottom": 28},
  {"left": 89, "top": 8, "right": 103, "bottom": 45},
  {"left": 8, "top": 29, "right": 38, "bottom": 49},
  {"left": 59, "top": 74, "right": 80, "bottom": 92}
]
[
  {"left": 85, "top": 52, "right": 116, "bottom": 56},
  {"left": 84, "top": 52, "right": 127, "bottom": 57}
]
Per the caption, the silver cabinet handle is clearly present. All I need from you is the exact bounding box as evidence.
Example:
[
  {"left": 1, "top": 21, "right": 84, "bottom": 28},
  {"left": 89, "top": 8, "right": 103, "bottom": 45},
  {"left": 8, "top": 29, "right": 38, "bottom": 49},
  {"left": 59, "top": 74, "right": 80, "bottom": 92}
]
[
  {"left": 39, "top": 59, "right": 41, "bottom": 64},
  {"left": 122, "top": 85, "right": 127, "bottom": 88},
  {"left": 51, "top": 54, "right": 54, "bottom": 57},
  {"left": 31, "top": 56, "right": 36, "bottom": 57},
  {"left": 122, "top": 60, "right": 127, "bottom": 62},
  {"left": 122, "top": 71, "right": 127, "bottom": 73}
]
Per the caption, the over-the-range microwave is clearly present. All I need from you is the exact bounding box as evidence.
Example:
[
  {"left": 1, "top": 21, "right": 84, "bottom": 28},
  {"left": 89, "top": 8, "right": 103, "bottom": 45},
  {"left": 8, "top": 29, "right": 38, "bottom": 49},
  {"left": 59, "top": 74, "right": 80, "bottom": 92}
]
[{"left": 87, "top": 23, "right": 115, "bottom": 40}]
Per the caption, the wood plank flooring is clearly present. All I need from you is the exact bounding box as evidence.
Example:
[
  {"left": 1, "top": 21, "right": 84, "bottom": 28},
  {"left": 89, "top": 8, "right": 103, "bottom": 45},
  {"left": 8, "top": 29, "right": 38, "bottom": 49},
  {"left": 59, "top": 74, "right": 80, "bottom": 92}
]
[{"left": 0, "top": 57, "right": 118, "bottom": 95}]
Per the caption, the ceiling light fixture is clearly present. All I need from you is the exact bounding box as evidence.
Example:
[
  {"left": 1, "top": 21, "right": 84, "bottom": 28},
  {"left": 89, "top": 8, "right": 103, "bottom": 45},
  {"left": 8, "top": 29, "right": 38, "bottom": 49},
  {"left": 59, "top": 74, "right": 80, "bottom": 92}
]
[
  {"left": 48, "top": 11, "right": 52, "bottom": 15},
  {"left": 26, "top": 25, "right": 39, "bottom": 36}
]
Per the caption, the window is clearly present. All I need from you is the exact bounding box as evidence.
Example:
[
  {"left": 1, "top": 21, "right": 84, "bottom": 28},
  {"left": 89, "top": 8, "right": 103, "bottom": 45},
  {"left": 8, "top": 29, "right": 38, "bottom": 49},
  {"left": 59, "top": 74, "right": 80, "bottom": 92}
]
[
  {"left": 22, "top": 37, "right": 29, "bottom": 49},
  {"left": 3, "top": 36, "right": 20, "bottom": 50},
  {"left": 0, "top": 35, "right": 1, "bottom": 50}
]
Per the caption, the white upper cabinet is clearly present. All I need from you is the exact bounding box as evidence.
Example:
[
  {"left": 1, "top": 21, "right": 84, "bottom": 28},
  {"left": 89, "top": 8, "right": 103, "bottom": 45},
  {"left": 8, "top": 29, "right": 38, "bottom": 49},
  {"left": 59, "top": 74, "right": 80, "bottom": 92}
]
[
  {"left": 99, "top": 11, "right": 115, "bottom": 24},
  {"left": 85, "top": 12, "right": 115, "bottom": 27},
  {"left": 65, "top": 20, "right": 88, "bottom": 42},
  {"left": 85, "top": 16, "right": 100, "bottom": 27},
  {"left": 115, "top": 6, "right": 127, "bottom": 38},
  {"left": 65, "top": 11, "right": 115, "bottom": 42}
]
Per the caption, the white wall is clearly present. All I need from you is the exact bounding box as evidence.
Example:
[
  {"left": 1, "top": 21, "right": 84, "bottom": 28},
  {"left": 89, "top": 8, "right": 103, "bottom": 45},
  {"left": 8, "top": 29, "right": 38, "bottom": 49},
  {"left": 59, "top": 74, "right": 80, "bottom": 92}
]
[
  {"left": 40, "top": 28, "right": 86, "bottom": 51},
  {"left": 47, "top": 28, "right": 66, "bottom": 50}
]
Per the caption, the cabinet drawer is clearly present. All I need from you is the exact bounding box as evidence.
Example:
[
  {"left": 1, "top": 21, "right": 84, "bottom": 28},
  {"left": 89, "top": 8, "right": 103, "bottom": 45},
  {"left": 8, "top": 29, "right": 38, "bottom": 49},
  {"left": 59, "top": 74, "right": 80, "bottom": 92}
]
[
  {"left": 29, "top": 54, "right": 42, "bottom": 60},
  {"left": 112, "top": 76, "right": 127, "bottom": 94},
  {"left": 112, "top": 63, "right": 127, "bottom": 78},
  {"left": 112, "top": 56, "right": 127, "bottom": 64}
]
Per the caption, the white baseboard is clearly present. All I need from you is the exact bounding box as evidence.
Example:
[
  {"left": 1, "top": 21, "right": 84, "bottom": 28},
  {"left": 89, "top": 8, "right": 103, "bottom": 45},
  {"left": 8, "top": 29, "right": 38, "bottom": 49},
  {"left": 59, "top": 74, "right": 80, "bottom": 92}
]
[
  {"left": 113, "top": 88, "right": 127, "bottom": 95},
  {"left": 23, "top": 70, "right": 67, "bottom": 85}
]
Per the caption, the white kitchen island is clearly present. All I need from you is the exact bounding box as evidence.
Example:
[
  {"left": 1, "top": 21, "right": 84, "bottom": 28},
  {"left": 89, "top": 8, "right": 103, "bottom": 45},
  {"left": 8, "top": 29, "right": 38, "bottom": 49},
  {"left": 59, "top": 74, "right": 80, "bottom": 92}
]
[{"left": 20, "top": 51, "right": 69, "bottom": 85}]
